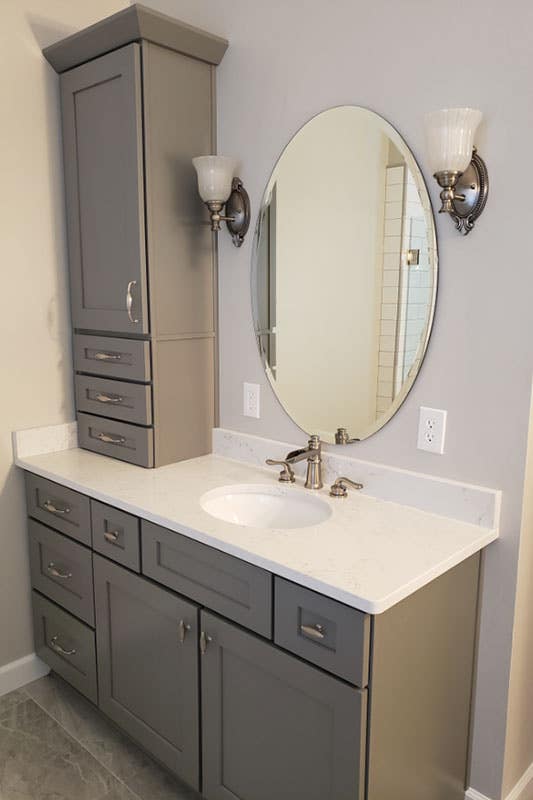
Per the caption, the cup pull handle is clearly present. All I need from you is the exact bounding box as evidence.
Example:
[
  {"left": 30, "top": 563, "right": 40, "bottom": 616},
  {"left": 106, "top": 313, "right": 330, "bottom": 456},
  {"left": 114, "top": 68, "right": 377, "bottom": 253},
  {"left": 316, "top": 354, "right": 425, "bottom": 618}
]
[
  {"left": 300, "top": 623, "right": 326, "bottom": 640},
  {"left": 47, "top": 562, "right": 72, "bottom": 580},
  {"left": 50, "top": 636, "right": 76, "bottom": 656},
  {"left": 43, "top": 500, "right": 71, "bottom": 515}
]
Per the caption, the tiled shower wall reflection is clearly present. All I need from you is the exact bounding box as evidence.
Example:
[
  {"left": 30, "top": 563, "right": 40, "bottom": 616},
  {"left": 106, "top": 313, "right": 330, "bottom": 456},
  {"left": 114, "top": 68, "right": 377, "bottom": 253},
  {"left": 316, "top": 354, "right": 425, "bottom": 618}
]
[{"left": 376, "top": 164, "right": 435, "bottom": 416}]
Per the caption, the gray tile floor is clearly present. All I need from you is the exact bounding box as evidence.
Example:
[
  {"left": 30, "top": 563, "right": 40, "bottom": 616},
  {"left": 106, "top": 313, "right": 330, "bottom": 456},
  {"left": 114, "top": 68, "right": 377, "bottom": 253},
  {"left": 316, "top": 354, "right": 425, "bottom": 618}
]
[{"left": 0, "top": 673, "right": 201, "bottom": 800}]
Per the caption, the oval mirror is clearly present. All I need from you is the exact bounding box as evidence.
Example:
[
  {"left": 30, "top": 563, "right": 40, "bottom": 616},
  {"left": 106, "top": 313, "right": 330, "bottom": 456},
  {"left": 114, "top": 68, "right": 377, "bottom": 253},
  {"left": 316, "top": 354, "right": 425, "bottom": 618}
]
[{"left": 251, "top": 106, "right": 437, "bottom": 443}]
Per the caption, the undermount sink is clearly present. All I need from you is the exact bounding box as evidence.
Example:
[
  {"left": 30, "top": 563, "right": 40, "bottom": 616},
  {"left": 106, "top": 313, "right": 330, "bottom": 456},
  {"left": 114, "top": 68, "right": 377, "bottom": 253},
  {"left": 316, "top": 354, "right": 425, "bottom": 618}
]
[{"left": 200, "top": 484, "right": 332, "bottom": 529}]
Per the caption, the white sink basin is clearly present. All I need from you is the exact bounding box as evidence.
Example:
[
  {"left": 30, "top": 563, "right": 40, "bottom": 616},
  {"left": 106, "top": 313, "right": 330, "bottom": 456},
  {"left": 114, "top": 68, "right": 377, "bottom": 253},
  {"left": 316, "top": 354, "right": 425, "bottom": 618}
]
[{"left": 200, "top": 484, "right": 332, "bottom": 529}]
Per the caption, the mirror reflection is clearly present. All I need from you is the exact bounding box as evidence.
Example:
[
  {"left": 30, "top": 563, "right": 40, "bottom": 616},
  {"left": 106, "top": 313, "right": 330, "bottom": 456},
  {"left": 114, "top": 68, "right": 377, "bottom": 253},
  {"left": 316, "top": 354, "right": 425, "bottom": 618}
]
[{"left": 252, "top": 106, "right": 437, "bottom": 443}]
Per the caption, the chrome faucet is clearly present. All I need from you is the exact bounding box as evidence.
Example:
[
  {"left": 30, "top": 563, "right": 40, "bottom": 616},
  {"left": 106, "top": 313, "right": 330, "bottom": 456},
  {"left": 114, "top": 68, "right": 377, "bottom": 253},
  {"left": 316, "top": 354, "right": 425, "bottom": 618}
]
[{"left": 266, "top": 435, "right": 323, "bottom": 490}]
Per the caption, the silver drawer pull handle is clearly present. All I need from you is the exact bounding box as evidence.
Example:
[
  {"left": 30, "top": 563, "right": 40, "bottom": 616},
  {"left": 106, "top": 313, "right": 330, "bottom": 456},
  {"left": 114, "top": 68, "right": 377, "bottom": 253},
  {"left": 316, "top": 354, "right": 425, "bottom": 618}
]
[
  {"left": 94, "top": 352, "right": 122, "bottom": 361},
  {"left": 43, "top": 500, "right": 71, "bottom": 515},
  {"left": 199, "top": 631, "right": 213, "bottom": 655},
  {"left": 95, "top": 393, "right": 124, "bottom": 405},
  {"left": 95, "top": 432, "right": 126, "bottom": 445},
  {"left": 300, "top": 623, "right": 326, "bottom": 640},
  {"left": 50, "top": 635, "right": 76, "bottom": 656},
  {"left": 47, "top": 562, "right": 72, "bottom": 580},
  {"left": 126, "top": 280, "right": 139, "bottom": 324},
  {"left": 104, "top": 530, "right": 120, "bottom": 544},
  {"left": 178, "top": 620, "right": 191, "bottom": 645}
]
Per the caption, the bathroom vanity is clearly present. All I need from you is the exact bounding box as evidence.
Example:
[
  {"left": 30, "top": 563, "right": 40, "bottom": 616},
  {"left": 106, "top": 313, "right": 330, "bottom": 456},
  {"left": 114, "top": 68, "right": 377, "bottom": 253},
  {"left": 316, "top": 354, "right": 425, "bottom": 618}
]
[{"left": 18, "top": 446, "right": 497, "bottom": 800}]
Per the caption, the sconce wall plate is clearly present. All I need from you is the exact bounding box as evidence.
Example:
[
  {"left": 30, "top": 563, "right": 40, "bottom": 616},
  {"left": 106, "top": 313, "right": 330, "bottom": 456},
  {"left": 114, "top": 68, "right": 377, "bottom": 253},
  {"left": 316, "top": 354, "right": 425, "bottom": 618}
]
[
  {"left": 225, "top": 178, "right": 251, "bottom": 247},
  {"left": 434, "top": 148, "right": 489, "bottom": 235}
]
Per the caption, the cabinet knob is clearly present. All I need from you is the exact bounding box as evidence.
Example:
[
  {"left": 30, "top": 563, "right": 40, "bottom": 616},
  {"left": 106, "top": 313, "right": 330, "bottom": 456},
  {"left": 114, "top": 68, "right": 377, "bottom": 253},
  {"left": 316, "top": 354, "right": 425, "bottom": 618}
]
[
  {"left": 300, "top": 623, "right": 326, "bottom": 640},
  {"left": 178, "top": 619, "right": 191, "bottom": 644},
  {"left": 199, "top": 631, "right": 213, "bottom": 655}
]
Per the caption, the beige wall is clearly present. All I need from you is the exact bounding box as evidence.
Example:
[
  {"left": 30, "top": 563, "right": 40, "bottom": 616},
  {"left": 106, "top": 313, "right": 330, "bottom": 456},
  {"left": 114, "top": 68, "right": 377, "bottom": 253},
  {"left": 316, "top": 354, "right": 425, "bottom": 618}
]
[
  {"left": 0, "top": 0, "right": 129, "bottom": 668},
  {"left": 502, "top": 380, "right": 533, "bottom": 796}
]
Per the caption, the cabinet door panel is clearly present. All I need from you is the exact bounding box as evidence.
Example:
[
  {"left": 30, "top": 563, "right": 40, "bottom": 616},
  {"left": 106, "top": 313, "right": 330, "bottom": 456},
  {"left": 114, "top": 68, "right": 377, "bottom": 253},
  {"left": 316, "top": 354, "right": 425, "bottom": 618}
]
[
  {"left": 201, "top": 611, "right": 366, "bottom": 800},
  {"left": 61, "top": 44, "right": 148, "bottom": 334},
  {"left": 94, "top": 555, "right": 199, "bottom": 787}
]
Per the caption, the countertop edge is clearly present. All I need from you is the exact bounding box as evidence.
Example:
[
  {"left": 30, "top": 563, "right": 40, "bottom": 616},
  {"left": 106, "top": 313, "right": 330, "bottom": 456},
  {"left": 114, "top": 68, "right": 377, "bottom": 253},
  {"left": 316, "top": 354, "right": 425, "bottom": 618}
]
[{"left": 16, "top": 455, "right": 498, "bottom": 615}]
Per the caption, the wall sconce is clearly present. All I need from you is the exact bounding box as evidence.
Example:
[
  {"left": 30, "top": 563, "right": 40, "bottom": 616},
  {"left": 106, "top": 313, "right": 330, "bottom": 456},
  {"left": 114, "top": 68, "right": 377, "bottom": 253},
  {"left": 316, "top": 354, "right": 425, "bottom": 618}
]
[
  {"left": 192, "top": 156, "right": 250, "bottom": 247},
  {"left": 424, "top": 108, "right": 489, "bottom": 235}
]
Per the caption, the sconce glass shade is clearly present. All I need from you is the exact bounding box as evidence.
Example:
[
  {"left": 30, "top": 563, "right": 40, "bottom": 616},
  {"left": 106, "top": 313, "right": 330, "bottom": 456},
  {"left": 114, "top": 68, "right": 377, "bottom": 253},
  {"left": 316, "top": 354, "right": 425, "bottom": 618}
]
[
  {"left": 424, "top": 108, "right": 483, "bottom": 174},
  {"left": 192, "top": 155, "right": 237, "bottom": 203}
]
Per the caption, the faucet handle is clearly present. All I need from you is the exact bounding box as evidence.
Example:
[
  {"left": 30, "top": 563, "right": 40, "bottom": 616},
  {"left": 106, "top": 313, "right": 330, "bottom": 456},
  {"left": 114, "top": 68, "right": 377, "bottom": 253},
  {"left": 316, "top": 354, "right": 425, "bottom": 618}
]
[
  {"left": 329, "top": 477, "right": 363, "bottom": 498},
  {"left": 265, "top": 459, "right": 296, "bottom": 483}
]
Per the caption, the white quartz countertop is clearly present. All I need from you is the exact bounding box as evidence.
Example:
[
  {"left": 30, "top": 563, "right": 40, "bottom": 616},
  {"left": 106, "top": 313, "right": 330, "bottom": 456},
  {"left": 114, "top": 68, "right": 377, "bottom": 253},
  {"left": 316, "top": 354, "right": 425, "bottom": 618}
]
[{"left": 16, "top": 448, "right": 498, "bottom": 614}]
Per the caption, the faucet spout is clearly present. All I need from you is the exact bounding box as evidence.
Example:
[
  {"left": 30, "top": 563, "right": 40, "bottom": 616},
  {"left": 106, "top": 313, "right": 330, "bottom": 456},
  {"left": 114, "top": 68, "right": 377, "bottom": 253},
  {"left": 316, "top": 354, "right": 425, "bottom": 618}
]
[{"left": 284, "top": 436, "right": 323, "bottom": 489}]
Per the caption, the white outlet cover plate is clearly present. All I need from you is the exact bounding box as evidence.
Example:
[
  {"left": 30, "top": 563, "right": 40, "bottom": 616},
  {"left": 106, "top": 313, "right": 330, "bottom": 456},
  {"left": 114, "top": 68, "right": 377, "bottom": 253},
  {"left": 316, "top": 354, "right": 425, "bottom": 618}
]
[
  {"left": 243, "top": 382, "right": 260, "bottom": 419},
  {"left": 417, "top": 406, "right": 447, "bottom": 454}
]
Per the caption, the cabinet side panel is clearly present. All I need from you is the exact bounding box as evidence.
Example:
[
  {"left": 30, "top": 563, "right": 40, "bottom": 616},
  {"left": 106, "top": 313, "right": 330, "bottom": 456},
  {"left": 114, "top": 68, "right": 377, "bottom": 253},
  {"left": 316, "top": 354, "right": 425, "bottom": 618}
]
[
  {"left": 368, "top": 554, "right": 481, "bottom": 800},
  {"left": 152, "top": 337, "right": 214, "bottom": 466},
  {"left": 142, "top": 42, "right": 216, "bottom": 338}
]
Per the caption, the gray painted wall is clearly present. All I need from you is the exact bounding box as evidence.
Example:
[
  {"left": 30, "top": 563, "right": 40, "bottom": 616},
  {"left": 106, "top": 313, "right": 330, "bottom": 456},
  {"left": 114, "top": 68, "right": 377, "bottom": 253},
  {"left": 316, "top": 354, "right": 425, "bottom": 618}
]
[
  {"left": 3, "top": 1, "right": 529, "bottom": 798},
  {"left": 147, "top": 3, "right": 531, "bottom": 797}
]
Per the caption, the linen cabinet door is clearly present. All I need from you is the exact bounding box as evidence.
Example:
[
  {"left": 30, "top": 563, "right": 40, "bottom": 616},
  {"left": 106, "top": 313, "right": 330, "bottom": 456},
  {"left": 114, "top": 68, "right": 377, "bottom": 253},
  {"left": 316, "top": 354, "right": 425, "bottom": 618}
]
[
  {"left": 200, "top": 612, "right": 367, "bottom": 800},
  {"left": 93, "top": 555, "right": 199, "bottom": 788},
  {"left": 61, "top": 43, "right": 148, "bottom": 334}
]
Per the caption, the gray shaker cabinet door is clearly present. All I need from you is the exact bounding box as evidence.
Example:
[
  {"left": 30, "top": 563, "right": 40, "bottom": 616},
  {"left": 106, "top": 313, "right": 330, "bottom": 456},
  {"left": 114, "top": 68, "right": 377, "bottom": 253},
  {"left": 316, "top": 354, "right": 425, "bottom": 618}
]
[
  {"left": 200, "top": 611, "right": 367, "bottom": 800},
  {"left": 93, "top": 555, "right": 200, "bottom": 788},
  {"left": 61, "top": 44, "right": 149, "bottom": 334}
]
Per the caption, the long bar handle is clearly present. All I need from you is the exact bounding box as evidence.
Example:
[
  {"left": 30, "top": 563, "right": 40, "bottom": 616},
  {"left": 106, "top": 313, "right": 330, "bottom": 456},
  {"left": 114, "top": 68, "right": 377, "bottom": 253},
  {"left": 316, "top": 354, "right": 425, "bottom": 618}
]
[
  {"left": 95, "top": 432, "right": 126, "bottom": 445},
  {"left": 47, "top": 562, "right": 72, "bottom": 580},
  {"left": 95, "top": 393, "right": 124, "bottom": 405},
  {"left": 126, "top": 280, "right": 139, "bottom": 324},
  {"left": 50, "top": 635, "right": 76, "bottom": 656}
]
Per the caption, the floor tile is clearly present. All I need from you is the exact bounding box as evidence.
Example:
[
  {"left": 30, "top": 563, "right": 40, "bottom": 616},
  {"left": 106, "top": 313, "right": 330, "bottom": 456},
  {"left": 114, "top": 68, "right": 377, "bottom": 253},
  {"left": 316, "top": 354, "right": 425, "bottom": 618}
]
[
  {"left": 0, "top": 696, "right": 138, "bottom": 800},
  {"left": 0, "top": 691, "right": 28, "bottom": 720},
  {"left": 25, "top": 674, "right": 200, "bottom": 800}
]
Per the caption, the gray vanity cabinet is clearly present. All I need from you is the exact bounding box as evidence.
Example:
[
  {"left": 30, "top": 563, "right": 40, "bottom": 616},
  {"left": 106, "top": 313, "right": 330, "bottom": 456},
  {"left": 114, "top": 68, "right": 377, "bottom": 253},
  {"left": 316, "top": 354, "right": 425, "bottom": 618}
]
[
  {"left": 93, "top": 555, "right": 200, "bottom": 787},
  {"left": 200, "top": 611, "right": 366, "bottom": 800}
]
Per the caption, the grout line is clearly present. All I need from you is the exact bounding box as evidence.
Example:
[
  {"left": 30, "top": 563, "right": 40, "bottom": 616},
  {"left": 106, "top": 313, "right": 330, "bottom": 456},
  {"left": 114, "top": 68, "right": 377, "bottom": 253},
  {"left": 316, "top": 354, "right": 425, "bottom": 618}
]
[{"left": 25, "top": 685, "right": 145, "bottom": 800}]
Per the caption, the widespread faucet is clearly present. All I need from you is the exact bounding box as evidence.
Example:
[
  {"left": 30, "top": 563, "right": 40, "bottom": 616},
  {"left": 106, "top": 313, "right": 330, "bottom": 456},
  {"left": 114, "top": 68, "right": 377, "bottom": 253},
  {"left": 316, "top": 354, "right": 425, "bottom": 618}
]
[{"left": 266, "top": 435, "right": 323, "bottom": 490}]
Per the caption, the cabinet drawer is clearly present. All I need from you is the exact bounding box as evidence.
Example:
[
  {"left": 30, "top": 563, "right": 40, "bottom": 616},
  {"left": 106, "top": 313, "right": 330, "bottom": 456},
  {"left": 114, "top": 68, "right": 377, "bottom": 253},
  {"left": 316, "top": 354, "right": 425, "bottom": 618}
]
[
  {"left": 274, "top": 578, "right": 370, "bottom": 687},
  {"left": 76, "top": 374, "right": 152, "bottom": 425},
  {"left": 91, "top": 500, "right": 140, "bottom": 572},
  {"left": 25, "top": 473, "right": 91, "bottom": 545},
  {"left": 29, "top": 520, "right": 94, "bottom": 626},
  {"left": 142, "top": 521, "right": 272, "bottom": 637},
  {"left": 78, "top": 413, "right": 154, "bottom": 467},
  {"left": 32, "top": 591, "right": 97, "bottom": 704},
  {"left": 74, "top": 334, "right": 151, "bottom": 382}
]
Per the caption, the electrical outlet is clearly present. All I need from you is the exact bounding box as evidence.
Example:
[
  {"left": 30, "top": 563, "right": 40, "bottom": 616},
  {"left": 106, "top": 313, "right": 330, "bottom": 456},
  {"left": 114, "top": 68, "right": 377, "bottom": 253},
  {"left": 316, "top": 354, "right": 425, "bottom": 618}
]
[
  {"left": 243, "top": 382, "right": 260, "bottom": 419},
  {"left": 417, "top": 407, "right": 447, "bottom": 454}
]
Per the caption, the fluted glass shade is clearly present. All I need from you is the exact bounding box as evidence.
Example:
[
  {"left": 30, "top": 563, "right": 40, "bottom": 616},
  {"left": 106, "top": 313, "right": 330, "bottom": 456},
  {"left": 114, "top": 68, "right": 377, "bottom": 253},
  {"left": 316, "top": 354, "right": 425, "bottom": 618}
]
[
  {"left": 424, "top": 108, "right": 482, "bottom": 174},
  {"left": 192, "top": 156, "right": 237, "bottom": 203}
]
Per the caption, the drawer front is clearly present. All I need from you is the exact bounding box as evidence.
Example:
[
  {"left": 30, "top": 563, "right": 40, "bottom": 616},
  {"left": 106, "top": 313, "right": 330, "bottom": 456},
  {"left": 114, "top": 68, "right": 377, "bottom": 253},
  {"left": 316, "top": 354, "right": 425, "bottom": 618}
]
[
  {"left": 76, "top": 374, "right": 152, "bottom": 425},
  {"left": 78, "top": 413, "right": 154, "bottom": 468},
  {"left": 142, "top": 521, "right": 272, "bottom": 637},
  {"left": 25, "top": 473, "right": 91, "bottom": 545},
  {"left": 32, "top": 591, "right": 97, "bottom": 704},
  {"left": 29, "top": 520, "right": 94, "bottom": 626},
  {"left": 74, "top": 334, "right": 151, "bottom": 382},
  {"left": 274, "top": 578, "right": 370, "bottom": 687},
  {"left": 91, "top": 500, "right": 140, "bottom": 572}
]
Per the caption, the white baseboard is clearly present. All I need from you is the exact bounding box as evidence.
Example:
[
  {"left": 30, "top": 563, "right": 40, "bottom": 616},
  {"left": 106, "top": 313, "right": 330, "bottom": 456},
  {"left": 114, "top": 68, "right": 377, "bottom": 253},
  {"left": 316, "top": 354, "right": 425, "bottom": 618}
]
[
  {"left": 466, "top": 763, "right": 533, "bottom": 800},
  {"left": 0, "top": 653, "right": 49, "bottom": 697}
]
